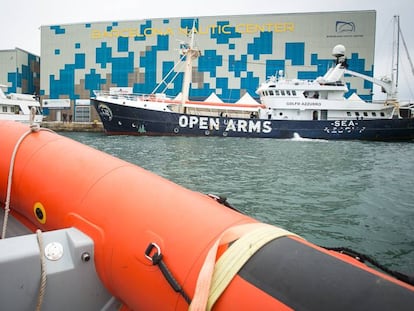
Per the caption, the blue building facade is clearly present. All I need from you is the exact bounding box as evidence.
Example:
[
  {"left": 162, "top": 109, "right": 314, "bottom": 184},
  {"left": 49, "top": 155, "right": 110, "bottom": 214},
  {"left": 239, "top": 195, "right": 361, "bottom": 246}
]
[
  {"left": 0, "top": 48, "right": 40, "bottom": 95},
  {"left": 40, "top": 10, "right": 376, "bottom": 115}
]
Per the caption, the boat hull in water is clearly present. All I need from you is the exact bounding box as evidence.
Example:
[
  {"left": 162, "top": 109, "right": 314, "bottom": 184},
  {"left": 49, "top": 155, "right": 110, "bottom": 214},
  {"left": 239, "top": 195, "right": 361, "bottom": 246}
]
[
  {"left": 92, "top": 100, "right": 414, "bottom": 141},
  {"left": 1, "top": 120, "right": 413, "bottom": 310}
]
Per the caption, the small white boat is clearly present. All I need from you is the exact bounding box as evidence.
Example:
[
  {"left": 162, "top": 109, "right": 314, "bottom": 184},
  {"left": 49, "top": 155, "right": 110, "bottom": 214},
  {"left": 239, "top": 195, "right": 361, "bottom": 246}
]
[{"left": 0, "top": 85, "right": 43, "bottom": 124}]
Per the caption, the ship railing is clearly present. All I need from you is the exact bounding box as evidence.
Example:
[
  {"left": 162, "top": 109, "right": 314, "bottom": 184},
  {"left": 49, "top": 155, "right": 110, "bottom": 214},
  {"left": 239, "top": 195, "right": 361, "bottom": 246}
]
[{"left": 93, "top": 90, "right": 176, "bottom": 102}]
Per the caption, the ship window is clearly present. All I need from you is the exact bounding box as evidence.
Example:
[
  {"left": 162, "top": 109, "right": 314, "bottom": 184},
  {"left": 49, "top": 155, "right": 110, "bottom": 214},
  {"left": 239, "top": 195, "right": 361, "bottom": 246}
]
[
  {"left": 275, "top": 90, "right": 280, "bottom": 96},
  {"left": 372, "top": 112, "right": 377, "bottom": 116},
  {"left": 270, "top": 90, "right": 275, "bottom": 96},
  {"left": 355, "top": 112, "right": 360, "bottom": 117},
  {"left": 292, "top": 90, "right": 296, "bottom": 96},
  {"left": 2, "top": 106, "right": 7, "bottom": 112},
  {"left": 347, "top": 112, "right": 351, "bottom": 116},
  {"left": 279, "top": 112, "right": 283, "bottom": 116},
  {"left": 363, "top": 112, "right": 368, "bottom": 117},
  {"left": 380, "top": 112, "right": 385, "bottom": 117},
  {"left": 286, "top": 90, "right": 291, "bottom": 96},
  {"left": 281, "top": 90, "right": 285, "bottom": 96}
]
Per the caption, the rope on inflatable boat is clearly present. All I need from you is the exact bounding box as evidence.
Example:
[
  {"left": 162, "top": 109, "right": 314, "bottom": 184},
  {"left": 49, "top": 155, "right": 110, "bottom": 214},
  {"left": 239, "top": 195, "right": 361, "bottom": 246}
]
[
  {"left": 145, "top": 242, "right": 192, "bottom": 304},
  {"left": 322, "top": 246, "right": 414, "bottom": 286},
  {"left": 35, "top": 229, "right": 47, "bottom": 311},
  {"left": 189, "top": 223, "right": 299, "bottom": 311},
  {"left": 1, "top": 127, "right": 38, "bottom": 239},
  {"left": 1, "top": 112, "right": 54, "bottom": 239}
]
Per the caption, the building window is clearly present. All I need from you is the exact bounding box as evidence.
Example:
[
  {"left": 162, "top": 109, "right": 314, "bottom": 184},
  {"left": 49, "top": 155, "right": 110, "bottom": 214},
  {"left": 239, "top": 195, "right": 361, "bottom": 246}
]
[{"left": 75, "top": 106, "right": 91, "bottom": 122}]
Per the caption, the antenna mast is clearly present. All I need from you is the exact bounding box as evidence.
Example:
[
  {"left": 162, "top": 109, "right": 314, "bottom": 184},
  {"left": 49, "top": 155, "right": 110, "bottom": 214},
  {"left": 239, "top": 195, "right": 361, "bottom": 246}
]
[{"left": 391, "top": 15, "right": 400, "bottom": 98}]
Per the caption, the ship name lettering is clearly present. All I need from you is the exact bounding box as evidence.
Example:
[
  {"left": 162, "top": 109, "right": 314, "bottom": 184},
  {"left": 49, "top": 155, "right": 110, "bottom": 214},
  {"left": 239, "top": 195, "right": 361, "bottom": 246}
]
[
  {"left": 333, "top": 120, "right": 356, "bottom": 127},
  {"left": 178, "top": 116, "right": 272, "bottom": 133},
  {"left": 179, "top": 116, "right": 220, "bottom": 130}
]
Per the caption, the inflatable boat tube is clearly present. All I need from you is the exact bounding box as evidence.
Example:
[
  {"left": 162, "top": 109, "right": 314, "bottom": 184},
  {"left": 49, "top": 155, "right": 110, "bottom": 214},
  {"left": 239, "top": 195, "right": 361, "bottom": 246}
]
[{"left": 0, "top": 120, "right": 413, "bottom": 310}]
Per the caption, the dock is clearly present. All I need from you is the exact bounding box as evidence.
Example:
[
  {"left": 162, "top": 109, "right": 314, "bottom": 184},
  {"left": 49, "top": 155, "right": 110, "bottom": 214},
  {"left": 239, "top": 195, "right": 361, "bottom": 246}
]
[{"left": 41, "top": 121, "right": 104, "bottom": 132}]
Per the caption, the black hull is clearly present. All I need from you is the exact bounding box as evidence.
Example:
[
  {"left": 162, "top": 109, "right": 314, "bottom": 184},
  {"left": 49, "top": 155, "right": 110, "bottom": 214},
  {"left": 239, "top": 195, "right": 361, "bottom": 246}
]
[{"left": 92, "top": 100, "right": 414, "bottom": 141}]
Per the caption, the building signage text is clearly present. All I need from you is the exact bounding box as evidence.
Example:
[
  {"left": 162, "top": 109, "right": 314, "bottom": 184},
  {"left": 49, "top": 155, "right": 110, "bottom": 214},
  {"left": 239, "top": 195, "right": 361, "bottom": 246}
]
[{"left": 91, "top": 23, "right": 295, "bottom": 39}]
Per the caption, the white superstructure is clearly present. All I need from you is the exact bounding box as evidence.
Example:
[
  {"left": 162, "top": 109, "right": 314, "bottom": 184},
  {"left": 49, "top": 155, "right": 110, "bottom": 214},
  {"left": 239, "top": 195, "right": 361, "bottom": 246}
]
[{"left": 0, "top": 86, "right": 43, "bottom": 124}]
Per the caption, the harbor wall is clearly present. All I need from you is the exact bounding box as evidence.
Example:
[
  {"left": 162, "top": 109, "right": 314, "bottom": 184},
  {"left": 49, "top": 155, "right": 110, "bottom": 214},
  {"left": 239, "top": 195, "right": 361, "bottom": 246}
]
[{"left": 41, "top": 121, "right": 103, "bottom": 132}]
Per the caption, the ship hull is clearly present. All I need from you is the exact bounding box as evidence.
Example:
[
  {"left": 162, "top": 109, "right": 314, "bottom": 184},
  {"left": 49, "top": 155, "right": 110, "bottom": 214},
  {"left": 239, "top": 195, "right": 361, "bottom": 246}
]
[{"left": 93, "top": 100, "right": 414, "bottom": 141}]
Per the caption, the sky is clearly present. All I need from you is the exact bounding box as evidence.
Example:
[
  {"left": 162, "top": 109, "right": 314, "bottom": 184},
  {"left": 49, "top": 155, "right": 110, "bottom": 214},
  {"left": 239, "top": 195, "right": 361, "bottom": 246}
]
[{"left": 1, "top": 0, "right": 413, "bottom": 98}]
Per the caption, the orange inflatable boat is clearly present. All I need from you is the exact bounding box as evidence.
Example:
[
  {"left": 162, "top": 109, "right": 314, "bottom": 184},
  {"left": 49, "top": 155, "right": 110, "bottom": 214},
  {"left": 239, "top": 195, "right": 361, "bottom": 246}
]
[{"left": 1, "top": 120, "right": 413, "bottom": 310}]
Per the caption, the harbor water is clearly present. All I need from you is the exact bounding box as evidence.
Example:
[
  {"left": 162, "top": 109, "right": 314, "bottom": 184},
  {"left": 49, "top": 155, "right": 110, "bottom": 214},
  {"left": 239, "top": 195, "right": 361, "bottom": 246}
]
[{"left": 61, "top": 132, "right": 414, "bottom": 275}]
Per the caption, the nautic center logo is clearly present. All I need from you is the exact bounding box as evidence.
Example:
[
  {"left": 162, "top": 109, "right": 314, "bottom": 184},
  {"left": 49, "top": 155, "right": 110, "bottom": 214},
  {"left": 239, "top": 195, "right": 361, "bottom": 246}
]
[{"left": 336, "top": 21, "right": 356, "bottom": 33}]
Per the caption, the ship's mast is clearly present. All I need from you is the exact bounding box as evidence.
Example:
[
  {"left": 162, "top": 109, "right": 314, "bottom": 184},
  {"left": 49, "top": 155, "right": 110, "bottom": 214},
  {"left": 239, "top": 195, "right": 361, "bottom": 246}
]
[
  {"left": 390, "top": 15, "right": 400, "bottom": 99},
  {"left": 179, "top": 22, "right": 200, "bottom": 113}
]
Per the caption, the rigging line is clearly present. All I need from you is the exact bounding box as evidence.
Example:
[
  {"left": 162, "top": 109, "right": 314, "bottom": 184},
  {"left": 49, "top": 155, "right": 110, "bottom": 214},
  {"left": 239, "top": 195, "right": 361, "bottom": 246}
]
[
  {"left": 399, "top": 28, "right": 414, "bottom": 77},
  {"left": 161, "top": 61, "right": 186, "bottom": 94},
  {"left": 151, "top": 53, "right": 187, "bottom": 94}
]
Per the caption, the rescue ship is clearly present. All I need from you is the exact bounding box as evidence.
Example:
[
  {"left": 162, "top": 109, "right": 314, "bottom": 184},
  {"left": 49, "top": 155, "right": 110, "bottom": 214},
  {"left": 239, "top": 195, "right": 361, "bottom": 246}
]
[
  {"left": 1, "top": 119, "right": 413, "bottom": 310},
  {"left": 92, "top": 17, "right": 414, "bottom": 141}
]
